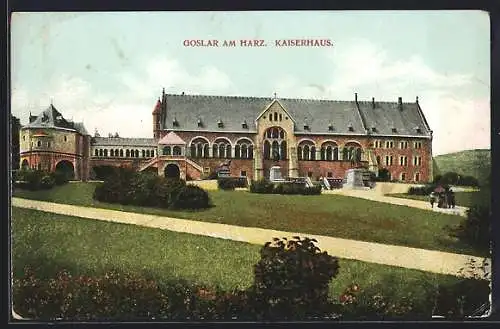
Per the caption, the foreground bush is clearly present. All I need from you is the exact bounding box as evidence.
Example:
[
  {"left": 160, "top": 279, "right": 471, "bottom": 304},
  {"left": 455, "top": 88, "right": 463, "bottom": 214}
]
[
  {"left": 93, "top": 168, "right": 210, "bottom": 210},
  {"left": 452, "top": 205, "right": 490, "bottom": 251},
  {"left": 252, "top": 237, "right": 340, "bottom": 320}
]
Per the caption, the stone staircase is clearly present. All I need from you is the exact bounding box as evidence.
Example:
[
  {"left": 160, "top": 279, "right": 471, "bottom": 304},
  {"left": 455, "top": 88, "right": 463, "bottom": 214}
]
[{"left": 138, "top": 156, "right": 160, "bottom": 171}]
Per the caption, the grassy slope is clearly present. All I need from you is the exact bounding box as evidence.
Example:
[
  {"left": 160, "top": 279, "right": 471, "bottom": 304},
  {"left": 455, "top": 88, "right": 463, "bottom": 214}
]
[
  {"left": 433, "top": 149, "right": 490, "bottom": 185},
  {"left": 12, "top": 183, "right": 481, "bottom": 256},
  {"left": 11, "top": 207, "right": 467, "bottom": 308}
]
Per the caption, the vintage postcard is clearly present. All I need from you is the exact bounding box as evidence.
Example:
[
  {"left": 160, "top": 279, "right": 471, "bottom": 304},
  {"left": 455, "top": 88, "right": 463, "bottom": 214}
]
[{"left": 9, "top": 10, "right": 491, "bottom": 321}]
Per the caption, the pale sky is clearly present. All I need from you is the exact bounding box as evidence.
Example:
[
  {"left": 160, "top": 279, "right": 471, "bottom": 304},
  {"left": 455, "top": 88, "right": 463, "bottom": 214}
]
[{"left": 10, "top": 11, "right": 490, "bottom": 155}]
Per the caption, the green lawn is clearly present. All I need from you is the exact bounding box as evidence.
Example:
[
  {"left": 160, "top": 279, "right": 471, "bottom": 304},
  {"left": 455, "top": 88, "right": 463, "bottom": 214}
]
[
  {"left": 13, "top": 182, "right": 481, "bottom": 256},
  {"left": 388, "top": 189, "right": 491, "bottom": 208},
  {"left": 12, "top": 207, "right": 472, "bottom": 312}
]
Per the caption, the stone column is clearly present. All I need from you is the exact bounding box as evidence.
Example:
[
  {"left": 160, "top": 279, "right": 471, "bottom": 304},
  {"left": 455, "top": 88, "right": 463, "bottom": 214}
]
[
  {"left": 254, "top": 140, "right": 263, "bottom": 180},
  {"left": 315, "top": 148, "right": 321, "bottom": 160}
]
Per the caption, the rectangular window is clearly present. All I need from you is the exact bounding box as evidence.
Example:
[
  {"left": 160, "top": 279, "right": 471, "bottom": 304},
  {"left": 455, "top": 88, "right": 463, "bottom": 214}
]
[
  {"left": 390, "top": 155, "right": 393, "bottom": 166},
  {"left": 399, "top": 156, "right": 404, "bottom": 166},
  {"left": 241, "top": 170, "right": 247, "bottom": 177},
  {"left": 327, "top": 172, "right": 333, "bottom": 178},
  {"left": 385, "top": 156, "right": 390, "bottom": 166},
  {"left": 414, "top": 156, "right": 422, "bottom": 166},
  {"left": 400, "top": 141, "right": 408, "bottom": 149}
]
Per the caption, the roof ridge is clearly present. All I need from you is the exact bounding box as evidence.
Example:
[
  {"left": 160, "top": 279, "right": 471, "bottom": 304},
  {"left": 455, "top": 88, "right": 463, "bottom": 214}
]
[{"left": 165, "top": 93, "right": 359, "bottom": 103}]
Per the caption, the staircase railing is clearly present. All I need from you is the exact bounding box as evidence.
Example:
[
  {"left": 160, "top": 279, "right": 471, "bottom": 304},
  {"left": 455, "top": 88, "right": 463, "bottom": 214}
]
[
  {"left": 185, "top": 157, "right": 203, "bottom": 173},
  {"left": 323, "top": 177, "right": 331, "bottom": 190},
  {"left": 138, "top": 157, "right": 159, "bottom": 171}
]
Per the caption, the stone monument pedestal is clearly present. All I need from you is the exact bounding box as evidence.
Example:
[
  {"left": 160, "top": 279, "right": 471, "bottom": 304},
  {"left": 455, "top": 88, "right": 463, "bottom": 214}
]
[
  {"left": 269, "top": 166, "right": 284, "bottom": 182},
  {"left": 343, "top": 168, "right": 368, "bottom": 189}
]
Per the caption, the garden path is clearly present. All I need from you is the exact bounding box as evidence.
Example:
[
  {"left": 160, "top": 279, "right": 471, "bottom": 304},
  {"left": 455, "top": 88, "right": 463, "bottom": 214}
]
[
  {"left": 12, "top": 197, "right": 488, "bottom": 280},
  {"left": 322, "top": 189, "right": 468, "bottom": 217}
]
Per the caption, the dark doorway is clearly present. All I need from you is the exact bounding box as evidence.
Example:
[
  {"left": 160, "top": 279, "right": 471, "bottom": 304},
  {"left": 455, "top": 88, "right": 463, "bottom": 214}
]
[
  {"left": 55, "top": 160, "right": 75, "bottom": 180},
  {"left": 21, "top": 159, "right": 29, "bottom": 170},
  {"left": 164, "top": 163, "right": 180, "bottom": 179}
]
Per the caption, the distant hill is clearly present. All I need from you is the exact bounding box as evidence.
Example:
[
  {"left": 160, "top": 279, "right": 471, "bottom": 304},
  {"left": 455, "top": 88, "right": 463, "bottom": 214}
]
[{"left": 433, "top": 149, "right": 490, "bottom": 186}]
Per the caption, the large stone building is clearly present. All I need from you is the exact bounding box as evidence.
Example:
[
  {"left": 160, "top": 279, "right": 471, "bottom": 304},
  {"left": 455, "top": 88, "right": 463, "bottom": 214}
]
[{"left": 20, "top": 91, "right": 433, "bottom": 183}]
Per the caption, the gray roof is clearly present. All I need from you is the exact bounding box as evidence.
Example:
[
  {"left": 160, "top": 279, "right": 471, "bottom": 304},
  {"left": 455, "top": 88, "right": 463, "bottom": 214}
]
[
  {"left": 24, "top": 104, "right": 90, "bottom": 135},
  {"left": 161, "top": 94, "right": 431, "bottom": 137},
  {"left": 92, "top": 137, "right": 156, "bottom": 147},
  {"left": 357, "top": 100, "right": 432, "bottom": 137}
]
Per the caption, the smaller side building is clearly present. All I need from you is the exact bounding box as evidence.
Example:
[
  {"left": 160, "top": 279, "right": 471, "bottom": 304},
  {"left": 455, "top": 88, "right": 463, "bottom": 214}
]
[{"left": 19, "top": 104, "right": 91, "bottom": 180}]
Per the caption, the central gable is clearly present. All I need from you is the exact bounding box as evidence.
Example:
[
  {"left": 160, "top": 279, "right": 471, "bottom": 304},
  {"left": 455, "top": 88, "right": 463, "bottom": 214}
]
[{"left": 255, "top": 99, "right": 296, "bottom": 124}]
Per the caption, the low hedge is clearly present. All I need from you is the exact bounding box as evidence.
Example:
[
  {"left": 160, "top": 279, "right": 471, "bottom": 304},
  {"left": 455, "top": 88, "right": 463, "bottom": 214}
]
[
  {"left": 250, "top": 179, "right": 322, "bottom": 195},
  {"left": 217, "top": 177, "right": 248, "bottom": 190}
]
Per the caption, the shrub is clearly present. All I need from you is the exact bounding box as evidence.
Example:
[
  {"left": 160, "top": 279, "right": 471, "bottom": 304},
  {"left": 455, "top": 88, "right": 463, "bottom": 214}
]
[
  {"left": 52, "top": 171, "right": 69, "bottom": 185},
  {"left": 250, "top": 179, "right": 274, "bottom": 194},
  {"left": 171, "top": 185, "right": 211, "bottom": 210},
  {"left": 23, "top": 169, "right": 45, "bottom": 191},
  {"left": 459, "top": 176, "right": 479, "bottom": 187},
  {"left": 377, "top": 168, "right": 391, "bottom": 182},
  {"left": 40, "top": 174, "right": 56, "bottom": 190},
  {"left": 452, "top": 205, "right": 490, "bottom": 251},
  {"left": 92, "top": 165, "right": 119, "bottom": 181},
  {"left": 252, "top": 237, "right": 340, "bottom": 320},
  {"left": 152, "top": 178, "right": 187, "bottom": 208},
  {"left": 217, "top": 177, "right": 247, "bottom": 190}
]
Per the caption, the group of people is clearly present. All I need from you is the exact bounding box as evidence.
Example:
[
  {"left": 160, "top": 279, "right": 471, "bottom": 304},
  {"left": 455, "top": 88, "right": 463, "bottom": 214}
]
[{"left": 429, "top": 188, "right": 456, "bottom": 209}]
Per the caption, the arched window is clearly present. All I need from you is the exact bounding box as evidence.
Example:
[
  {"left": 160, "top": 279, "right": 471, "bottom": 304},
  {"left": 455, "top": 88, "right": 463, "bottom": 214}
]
[
  {"left": 146, "top": 150, "right": 150, "bottom": 157},
  {"left": 213, "top": 144, "right": 219, "bottom": 158},
  {"left": 120, "top": 149, "right": 124, "bottom": 157},
  {"left": 321, "top": 142, "right": 339, "bottom": 161},
  {"left": 280, "top": 141, "right": 287, "bottom": 160},
  {"left": 130, "top": 149, "right": 134, "bottom": 157},
  {"left": 163, "top": 146, "right": 171, "bottom": 156},
  {"left": 249, "top": 145, "right": 253, "bottom": 159},
  {"left": 203, "top": 144, "right": 209, "bottom": 158},
  {"left": 279, "top": 113, "right": 283, "bottom": 121},
  {"left": 376, "top": 156, "right": 381, "bottom": 165},
  {"left": 151, "top": 150, "right": 155, "bottom": 157},
  {"left": 235, "top": 144, "right": 241, "bottom": 158},
  {"left": 190, "top": 138, "right": 209, "bottom": 158},
  {"left": 303, "top": 145, "right": 310, "bottom": 160},
  {"left": 142, "top": 150, "right": 145, "bottom": 157},
  {"left": 297, "top": 146, "right": 302, "bottom": 160},
  {"left": 415, "top": 172, "right": 420, "bottom": 182},
  {"left": 99, "top": 149, "right": 103, "bottom": 157},
  {"left": 344, "top": 142, "right": 363, "bottom": 161},
  {"left": 298, "top": 140, "right": 316, "bottom": 161},
  {"left": 104, "top": 149, "right": 108, "bottom": 157},
  {"left": 263, "top": 127, "right": 286, "bottom": 160},
  {"left": 37, "top": 140, "right": 42, "bottom": 147},
  {"left": 274, "top": 112, "right": 278, "bottom": 121},
  {"left": 272, "top": 141, "right": 280, "bottom": 160},
  {"left": 264, "top": 140, "right": 271, "bottom": 159},
  {"left": 401, "top": 172, "right": 406, "bottom": 181},
  {"left": 173, "top": 146, "right": 182, "bottom": 156},
  {"left": 226, "top": 144, "right": 231, "bottom": 158},
  {"left": 126, "top": 149, "right": 130, "bottom": 157},
  {"left": 135, "top": 150, "right": 139, "bottom": 158},
  {"left": 110, "top": 149, "right": 114, "bottom": 157},
  {"left": 115, "top": 149, "right": 119, "bottom": 157},
  {"left": 94, "top": 149, "right": 98, "bottom": 156},
  {"left": 240, "top": 144, "right": 247, "bottom": 158}
]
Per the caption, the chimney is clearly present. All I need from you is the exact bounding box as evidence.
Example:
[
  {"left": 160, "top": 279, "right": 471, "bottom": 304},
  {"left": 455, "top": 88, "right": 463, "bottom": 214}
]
[
  {"left": 398, "top": 97, "right": 403, "bottom": 111},
  {"left": 372, "top": 97, "right": 375, "bottom": 109},
  {"left": 355, "top": 93, "right": 358, "bottom": 103},
  {"left": 416, "top": 96, "right": 419, "bottom": 104}
]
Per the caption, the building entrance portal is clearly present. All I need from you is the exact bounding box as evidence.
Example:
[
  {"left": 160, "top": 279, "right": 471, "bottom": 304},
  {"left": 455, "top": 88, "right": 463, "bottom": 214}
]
[{"left": 164, "top": 163, "right": 180, "bottom": 179}]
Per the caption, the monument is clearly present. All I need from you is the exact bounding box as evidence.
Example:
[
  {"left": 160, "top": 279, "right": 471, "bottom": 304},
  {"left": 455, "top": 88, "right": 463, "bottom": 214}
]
[
  {"left": 343, "top": 168, "right": 369, "bottom": 189},
  {"left": 269, "top": 166, "right": 285, "bottom": 182}
]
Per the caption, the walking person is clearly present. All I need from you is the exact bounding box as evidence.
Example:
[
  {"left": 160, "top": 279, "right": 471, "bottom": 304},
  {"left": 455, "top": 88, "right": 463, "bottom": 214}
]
[
  {"left": 429, "top": 192, "right": 436, "bottom": 209},
  {"left": 449, "top": 189, "right": 456, "bottom": 209}
]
